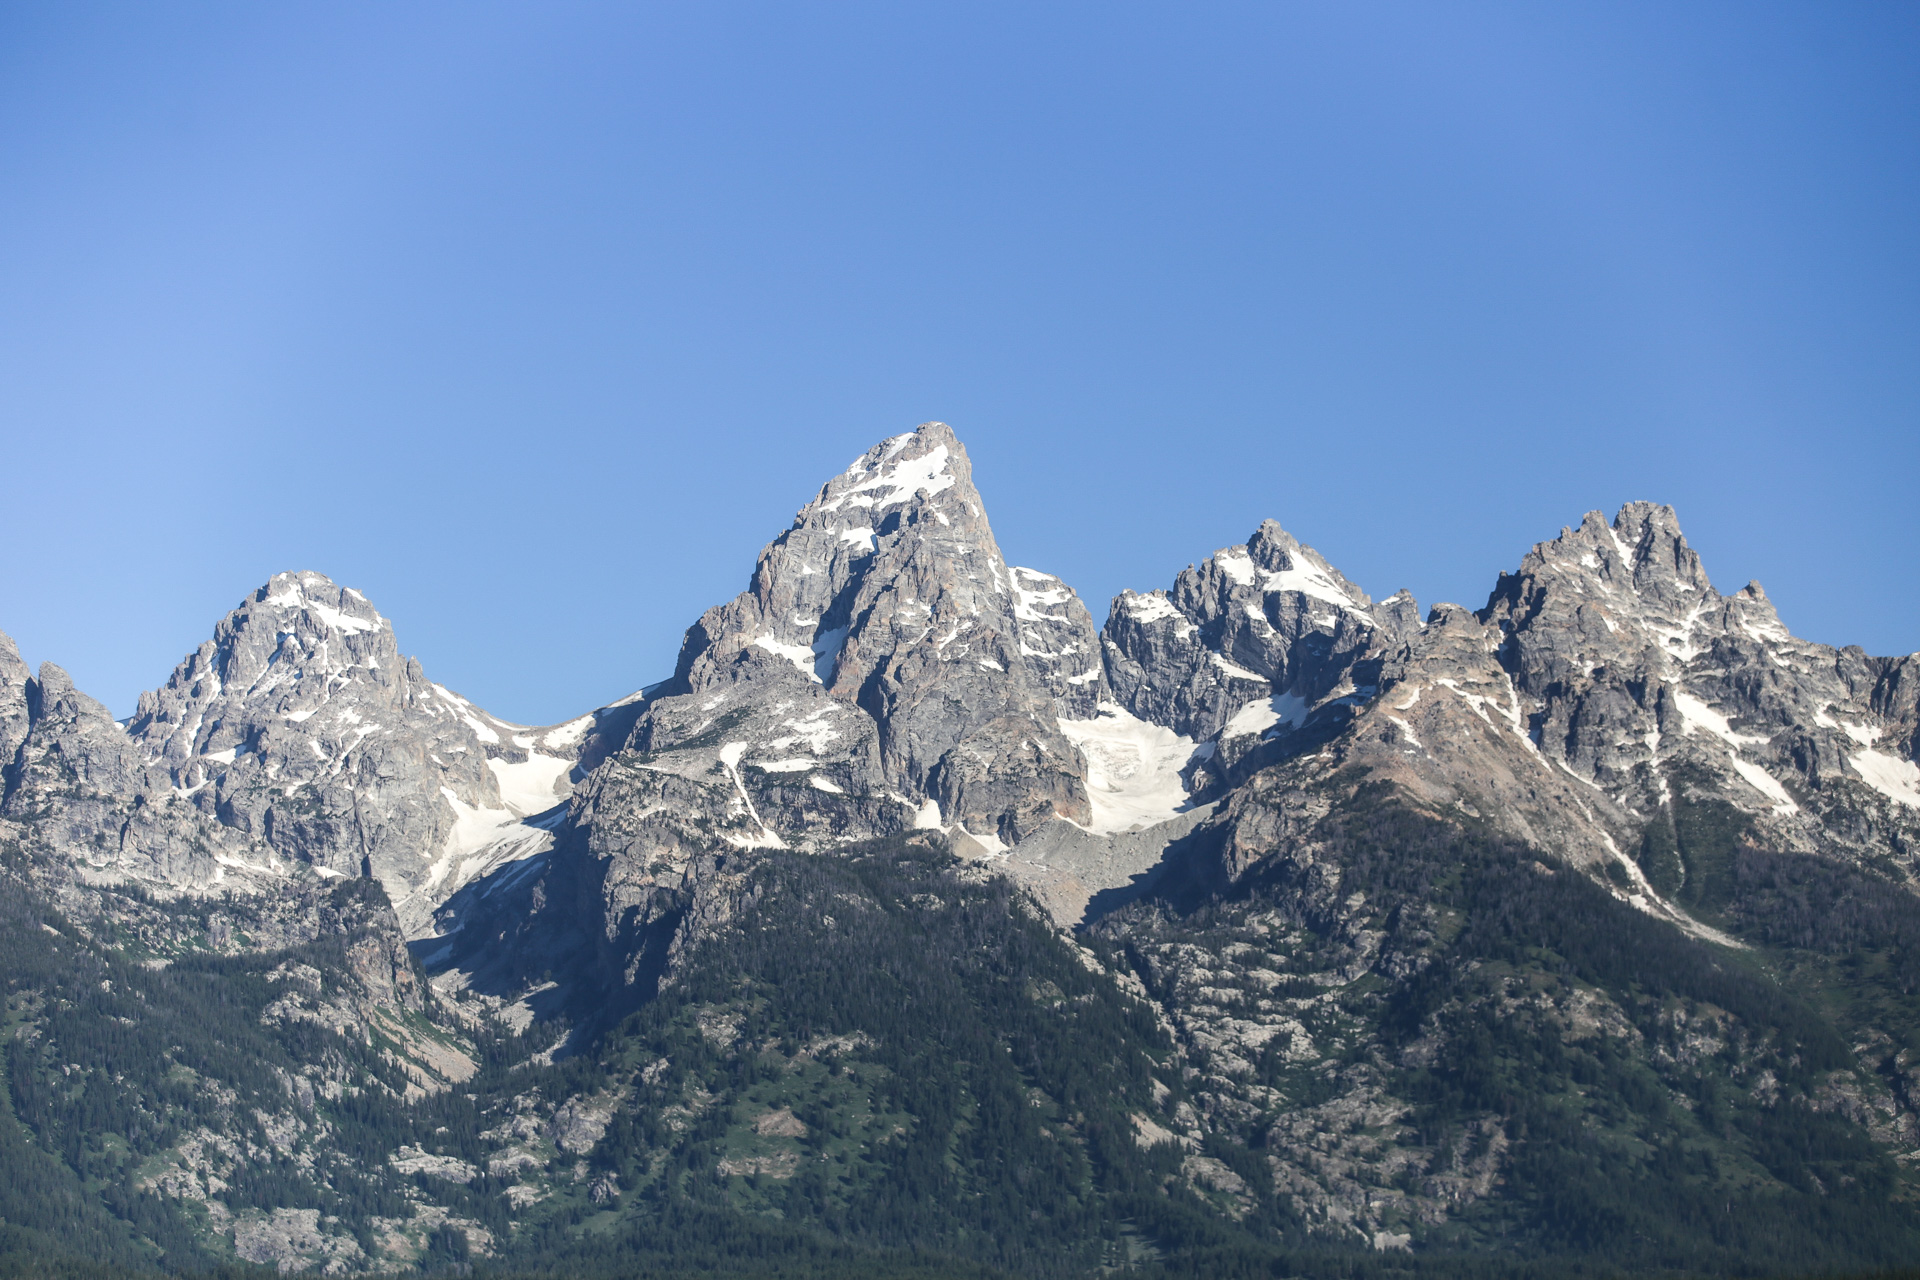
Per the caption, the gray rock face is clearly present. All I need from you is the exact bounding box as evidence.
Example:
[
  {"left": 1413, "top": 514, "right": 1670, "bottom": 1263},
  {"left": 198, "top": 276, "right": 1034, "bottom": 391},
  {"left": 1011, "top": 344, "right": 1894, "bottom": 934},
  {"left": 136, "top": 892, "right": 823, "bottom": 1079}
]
[
  {"left": 1479, "top": 504, "right": 1918, "bottom": 866},
  {"left": 121, "top": 572, "right": 589, "bottom": 932},
  {"left": 1104, "top": 520, "right": 1384, "bottom": 743},
  {"left": 629, "top": 423, "right": 1101, "bottom": 845},
  {"left": 0, "top": 646, "right": 471, "bottom": 1042},
  {"left": 1077, "top": 504, "right": 1920, "bottom": 1247},
  {"left": 0, "top": 628, "right": 30, "bottom": 766},
  {"left": 1, "top": 660, "right": 270, "bottom": 888},
  {"left": 1098, "top": 519, "right": 1406, "bottom": 797},
  {"left": 515, "top": 424, "right": 1127, "bottom": 996}
]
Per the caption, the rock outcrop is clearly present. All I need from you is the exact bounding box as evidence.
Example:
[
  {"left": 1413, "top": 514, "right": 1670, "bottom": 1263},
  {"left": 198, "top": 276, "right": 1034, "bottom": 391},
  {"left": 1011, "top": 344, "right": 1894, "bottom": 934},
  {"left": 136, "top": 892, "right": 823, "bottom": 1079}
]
[
  {"left": 1, "top": 657, "right": 280, "bottom": 889},
  {"left": 0, "top": 628, "right": 31, "bottom": 766}
]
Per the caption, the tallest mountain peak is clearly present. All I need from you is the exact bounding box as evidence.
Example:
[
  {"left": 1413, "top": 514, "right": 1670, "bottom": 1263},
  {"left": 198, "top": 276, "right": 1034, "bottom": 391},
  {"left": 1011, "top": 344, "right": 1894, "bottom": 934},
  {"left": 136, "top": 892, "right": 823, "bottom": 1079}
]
[
  {"left": 801, "top": 421, "right": 976, "bottom": 534},
  {"left": 630, "top": 421, "right": 1103, "bottom": 847}
]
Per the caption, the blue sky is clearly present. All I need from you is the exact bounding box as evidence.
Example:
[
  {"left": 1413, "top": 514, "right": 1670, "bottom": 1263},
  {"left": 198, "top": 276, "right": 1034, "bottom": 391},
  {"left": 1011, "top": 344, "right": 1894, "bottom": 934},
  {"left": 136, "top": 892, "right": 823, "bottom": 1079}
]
[{"left": 2, "top": 2, "right": 1915, "bottom": 724}]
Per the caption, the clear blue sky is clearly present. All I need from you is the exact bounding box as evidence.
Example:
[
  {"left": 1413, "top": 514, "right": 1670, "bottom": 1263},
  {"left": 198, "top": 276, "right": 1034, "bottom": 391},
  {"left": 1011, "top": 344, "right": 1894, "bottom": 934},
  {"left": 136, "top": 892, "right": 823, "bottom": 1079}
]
[{"left": 2, "top": 2, "right": 1915, "bottom": 724}]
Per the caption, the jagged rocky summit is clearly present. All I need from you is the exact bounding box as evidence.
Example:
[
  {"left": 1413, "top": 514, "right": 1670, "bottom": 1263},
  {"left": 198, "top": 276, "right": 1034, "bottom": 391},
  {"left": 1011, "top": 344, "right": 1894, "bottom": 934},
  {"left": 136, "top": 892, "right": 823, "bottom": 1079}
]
[
  {"left": 3, "top": 419, "right": 1920, "bottom": 1275},
  {"left": 0, "top": 571, "right": 646, "bottom": 937},
  {"left": 7, "top": 424, "right": 1917, "bottom": 955},
  {"left": 618, "top": 421, "right": 1103, "bottom": 850}
]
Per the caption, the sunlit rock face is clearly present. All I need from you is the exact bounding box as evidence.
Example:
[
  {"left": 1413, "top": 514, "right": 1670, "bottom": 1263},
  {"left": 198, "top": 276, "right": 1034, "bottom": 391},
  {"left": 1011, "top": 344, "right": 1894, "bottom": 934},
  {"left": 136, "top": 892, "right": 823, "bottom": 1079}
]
[
  {"left": 117, "top": 572, "right": 584, "bottom": 932},
  {"left": 628, "top": 421, "right": 1103, "bottom": 848}
]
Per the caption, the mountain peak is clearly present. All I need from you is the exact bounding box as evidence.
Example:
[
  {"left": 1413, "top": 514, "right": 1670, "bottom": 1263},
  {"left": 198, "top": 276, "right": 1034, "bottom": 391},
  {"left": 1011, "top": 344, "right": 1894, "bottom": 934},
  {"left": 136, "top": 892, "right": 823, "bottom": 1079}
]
[
  {"left": 634, "top": 422, "right": 1099, "bottom": 845},
  {"left": 1610, "top": 501, "right": 1713, "bottom": 593},
  {"left": 1508, "top": 503, "right": 1713, "bottom": 602},
  {"left": 128, "top": 571, "right": 403, "bottom": 758},
  {"left": 1483, "top": 503, "right": 1718, "bottom": 654},
  {"left": 799, "top": 421, "right": 977, "bottom": 537},
  {"left": 1239, "top": 519, "right": 1374, "bottom": 610},
  {"left": 109, "top": 569, "right": 567, "bottom": 922},
  {"left": 250, "top": 570, "right": 391, "bottom": 638},
  {"left": 1103, "top": 518, "right": 1387, "bottom": 746},
  {"left": 25, "top": 661, "right": 92, "bottom": 721}
]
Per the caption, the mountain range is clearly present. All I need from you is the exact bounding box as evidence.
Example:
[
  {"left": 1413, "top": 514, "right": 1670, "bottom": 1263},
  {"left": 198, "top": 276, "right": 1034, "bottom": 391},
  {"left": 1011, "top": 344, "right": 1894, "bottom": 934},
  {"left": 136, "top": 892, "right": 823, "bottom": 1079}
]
[{"left": 3, "top": 422, "right": 1918, "bottom": 1279}]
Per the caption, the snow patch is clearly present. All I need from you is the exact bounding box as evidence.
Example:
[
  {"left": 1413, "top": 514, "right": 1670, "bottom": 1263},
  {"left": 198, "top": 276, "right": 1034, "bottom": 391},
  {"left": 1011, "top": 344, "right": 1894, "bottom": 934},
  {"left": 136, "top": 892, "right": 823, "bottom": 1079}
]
[
  {"left": 1222, "top": 693, "right": 1307, "bottom": 740},
  {"left": 1258, "top": 559, "right": 1369, "bottom": 616},
  {"left": 1671, "top": 691, "right": 1768, "bottom": 747},
  {"left": 821, "top": 445, "right": 955, "bottom": 513},
  {"left": 751, "top": 634, "right": 815, "bottom": 676},
  {"left": 431, "top": 685, "right": 501, "bottom": 744},
  {"left": 1120, "top": 593, "right": 1183, "bottom": 625},
  {"left": 1739, "top": 614, "right": 1792, "bottom": 645},
  {"left": 540, "top": 713, "right": 596, "bottom": 751},
  {"left": 1215, "top": 548, "right": 1255, "bottom": 586},
  {"left": 716, "top": 742, "right": 786, "bottom": 849},
  {"left": 767, "top": 710, "right": 841, "bottom": 755},
  {"left": 751, "top": 627, "right": 848, "bottom": 685},
  {"left": 405, "top": 796, "right": 562, "bottom": 938},
  {"left": 268, "top": 581, "right": 381, "bottom": 635},
  {"left": 1433, "top": 677, "right": 1541, "bottom": 757},
  {"left": 1210, "top": 652, "right": 1266, "bottom": 683},
  {"left": 752, "top": 757, "right": 817, "bottom": 773},
  {"left": 1057, "top": 702, "right": 1197, "bottom": 833},
  {"left": 1727, "top": 752, "right": 1798, "bottom": 815},
  {"left": 487, "top": 752, "right": 573, "bottom": 817},
  {"left": 1387, "top": 716, "right": 1422, "bottom": 749},
  {"left": 963, "top": 827, "right": 1009, "bottom": 857},
  {"left": 809, "top": 627, "right": 849, "bottom": 683},
  {"left": 438, "top": 788, "right": 510, "bottom": 851},
  {"left": 1851, "top": 749, "right": 1920, "bottom": 809},
  {"left": 1010, "top": 568, "right": 1073, "bottom": 622}
]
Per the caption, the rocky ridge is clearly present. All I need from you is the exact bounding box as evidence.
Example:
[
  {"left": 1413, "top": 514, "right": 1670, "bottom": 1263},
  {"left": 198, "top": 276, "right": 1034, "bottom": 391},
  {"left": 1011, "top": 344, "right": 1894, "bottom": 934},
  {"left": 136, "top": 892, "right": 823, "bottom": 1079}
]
[
  {"left": 1071, "top": 501, "right": 1920, "bottom": 1245},
  {"left": 1190, "top": 505, "right": 1920, "bottom": 919},
  {"left": 1, "top": 652, "right": 286, "bottom": 892},
  {"left": 3, "top": 422, "right": 1920, "bottom": 1274}
]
